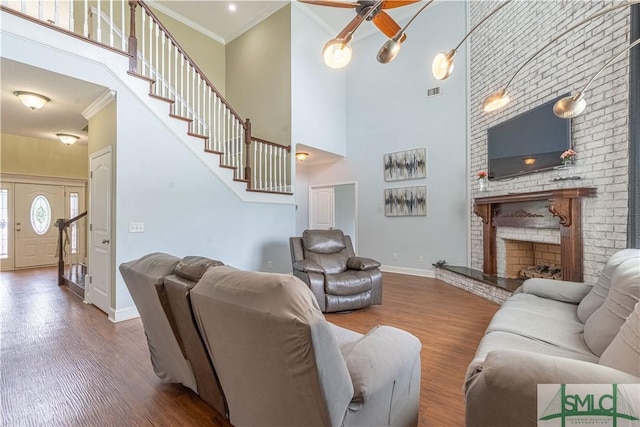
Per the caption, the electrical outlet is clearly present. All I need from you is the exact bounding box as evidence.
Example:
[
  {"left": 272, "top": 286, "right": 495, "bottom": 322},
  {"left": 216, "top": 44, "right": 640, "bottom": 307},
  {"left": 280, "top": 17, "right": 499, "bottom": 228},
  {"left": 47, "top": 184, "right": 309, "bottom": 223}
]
[
  {"left": 267, "top": 261, "right": 273, "bottom": 270},
  {"left": 419, "top": 255, "right": 424, "bottom": 263},
  {"left": 392, "top": 253, "right": 398, "bottom": 260},
  {"left": 129, "top": 222, "right": 144, "bottom": 233}
]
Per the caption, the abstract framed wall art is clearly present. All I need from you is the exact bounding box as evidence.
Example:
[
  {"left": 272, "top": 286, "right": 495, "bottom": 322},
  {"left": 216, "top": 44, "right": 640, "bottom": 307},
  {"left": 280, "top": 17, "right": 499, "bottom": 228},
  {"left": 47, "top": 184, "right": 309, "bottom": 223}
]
[
  {"left": 384, "top": 148, "right": 427, "bottom": 181},
  {"left": 384, "top": 186, "right": 427, "bottom": 217}
]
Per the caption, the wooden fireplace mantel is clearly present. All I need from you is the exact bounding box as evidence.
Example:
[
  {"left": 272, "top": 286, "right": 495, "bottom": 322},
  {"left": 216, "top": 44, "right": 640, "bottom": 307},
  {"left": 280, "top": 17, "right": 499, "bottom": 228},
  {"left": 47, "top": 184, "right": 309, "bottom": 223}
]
[{"left": 473, "top": 187, "right": 597, "bottom": 282}]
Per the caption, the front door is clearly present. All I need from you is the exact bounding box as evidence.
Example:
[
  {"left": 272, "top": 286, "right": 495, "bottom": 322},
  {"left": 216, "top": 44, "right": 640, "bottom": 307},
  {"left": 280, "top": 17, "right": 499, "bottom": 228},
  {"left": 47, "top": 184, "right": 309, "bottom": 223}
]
[
  {"left": 88, "top": 149, "right": 112, "bottom": 315},
  {"left": 14, "top": 183, "right": 64, "bottom": 268}
]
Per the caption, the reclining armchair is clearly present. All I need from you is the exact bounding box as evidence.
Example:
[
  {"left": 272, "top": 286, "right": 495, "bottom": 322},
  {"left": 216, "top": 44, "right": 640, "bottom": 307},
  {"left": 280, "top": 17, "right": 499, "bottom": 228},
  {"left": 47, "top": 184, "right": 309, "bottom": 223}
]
[{"left": 290, "top": 229, "right": 382, "bottom": 312}]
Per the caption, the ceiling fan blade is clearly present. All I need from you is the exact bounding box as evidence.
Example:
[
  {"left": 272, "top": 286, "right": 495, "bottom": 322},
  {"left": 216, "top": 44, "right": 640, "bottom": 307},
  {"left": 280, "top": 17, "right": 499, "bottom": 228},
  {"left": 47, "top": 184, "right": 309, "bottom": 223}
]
[
  {"left": 297, "top": 0, "right": 359, "bottom": 8},
  {"left": 337, "top": 14, "right": 366, "bottom": 39},
  {"left": 373, "top": 11, "right": 407, "bottom": 42},
  {"left": 381, "top": 0, "right": 421, "bottom": 9}
]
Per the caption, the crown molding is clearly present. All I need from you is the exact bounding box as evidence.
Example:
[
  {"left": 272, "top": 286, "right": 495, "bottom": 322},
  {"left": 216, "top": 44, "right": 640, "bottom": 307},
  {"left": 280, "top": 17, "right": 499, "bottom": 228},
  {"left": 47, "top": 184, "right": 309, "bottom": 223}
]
[
  {"left": 293, "top": 2, "right": 339, "bottom": 36},
  {"left": 144, "top": 0, "right": 226, "bottom": 45},
  {"left": 82, "top": 89, "right": 116, "bottom": 120},
  {"left": 226, "top": 2, "right": 290, "bottom": 43}
]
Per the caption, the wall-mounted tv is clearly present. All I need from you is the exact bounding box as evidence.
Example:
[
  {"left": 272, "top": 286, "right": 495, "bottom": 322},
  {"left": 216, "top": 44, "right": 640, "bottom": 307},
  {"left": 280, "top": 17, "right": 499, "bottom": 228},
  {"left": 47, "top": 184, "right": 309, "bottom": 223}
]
[{"left": 487, "top": 94, "right": 571, "bottom": 180}]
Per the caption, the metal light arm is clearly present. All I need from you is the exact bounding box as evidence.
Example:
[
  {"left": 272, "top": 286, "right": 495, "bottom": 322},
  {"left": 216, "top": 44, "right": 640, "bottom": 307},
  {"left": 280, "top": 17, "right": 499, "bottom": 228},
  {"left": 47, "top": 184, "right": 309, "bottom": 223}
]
[
  {"left": 576, "top": 36, "right": 640, "bottom": 100},
  {"left": 503, "top": 0, "right": 640, "bottom": 92},
  {"left": 452, "top": 0, "right": 511, "bottom": 56},
  {"left": 394, "top": 0, "right": 433, "bottom": 41}
]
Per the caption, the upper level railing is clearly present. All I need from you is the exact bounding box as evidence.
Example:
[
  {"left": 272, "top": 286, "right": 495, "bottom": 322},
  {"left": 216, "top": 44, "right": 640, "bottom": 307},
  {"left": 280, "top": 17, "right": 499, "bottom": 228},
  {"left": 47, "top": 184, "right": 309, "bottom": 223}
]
[{"left": 2, "top": 0, "right": 291, "bottom": 194}]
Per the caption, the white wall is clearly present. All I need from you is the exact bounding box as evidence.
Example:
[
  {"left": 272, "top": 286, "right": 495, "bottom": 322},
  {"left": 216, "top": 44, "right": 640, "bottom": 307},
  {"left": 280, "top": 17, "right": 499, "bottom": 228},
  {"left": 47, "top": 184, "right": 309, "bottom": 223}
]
[
  {"left": 334, "top": 183, "right": 356, "bottom": 247},
  {"left": 2, "top": 15, "right": 296, "bottom": 320},
  {"left": 304, "top": 1, "right": 469, "bottom": 275},
  {"left": 291, "top": 4, "right": 347, "bottom": 157}
]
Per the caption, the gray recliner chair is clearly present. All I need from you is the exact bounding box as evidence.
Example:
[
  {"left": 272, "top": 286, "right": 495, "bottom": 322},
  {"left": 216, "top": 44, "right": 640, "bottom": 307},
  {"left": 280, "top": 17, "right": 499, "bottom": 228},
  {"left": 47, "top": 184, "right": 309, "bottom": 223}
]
[
  {"left": 290, "top": 229, "right": 382, "bottom": 312},
  {"left": 190, "top": 266, "right": 422, "bottom": 427}
]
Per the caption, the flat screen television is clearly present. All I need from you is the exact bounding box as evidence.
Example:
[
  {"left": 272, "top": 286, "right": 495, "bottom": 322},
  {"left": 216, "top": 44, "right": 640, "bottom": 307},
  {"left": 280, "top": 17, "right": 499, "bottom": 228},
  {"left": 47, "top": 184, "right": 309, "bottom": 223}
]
[{"left": 487, "top": 95, "right": 571, "bottom": 180}]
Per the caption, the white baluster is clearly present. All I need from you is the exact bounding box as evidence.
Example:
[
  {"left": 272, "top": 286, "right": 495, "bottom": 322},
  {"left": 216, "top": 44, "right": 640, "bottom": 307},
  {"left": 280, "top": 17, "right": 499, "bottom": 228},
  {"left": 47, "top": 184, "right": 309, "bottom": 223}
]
[
  {"left": 37, "top": 0, "right": 43, "bottom": 21},
  {"left": 109, "top": 0, "right": 113, "bottom": 47},
  {"left": 69, "top": 0, "right": 74, "bottom": 34},
  {"left": 121, "top": 0, "right": 125, "bottom": 50},
  {"left": 54, "top": 0, "right": 59, "bottom": 26},
  {"left": 96, "top": 0, "right": 101, "bottom": 43},
  {"left": 167, "top": 41, "right": 172, "bottom": 101},
  {"left": 140, "top": 11, "right": 145, "bottom": 75},
  {"left": 83, "top": 0, "right": 88, "bottom": 37},
  {"left": 180, "top": 55, "right": 184, "bottom": 116}
]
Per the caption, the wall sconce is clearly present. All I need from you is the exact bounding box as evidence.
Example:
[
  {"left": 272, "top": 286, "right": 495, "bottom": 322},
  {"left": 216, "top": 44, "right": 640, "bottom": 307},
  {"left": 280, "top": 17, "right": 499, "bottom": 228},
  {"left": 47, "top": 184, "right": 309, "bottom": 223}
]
[
  {"left": 482, "top": 0, "right": 639, "bottom": 113},
  {"left": 295, "top": 152, "right": 309, "bottom": 162},
  {"left": 523, "top": 157, "right": 537, "bottom": 165},
  {"left": 57, "top": 134, "right": 80, "bottom": 145},
  {"left": 431, "top": 0, "right": 511, "bottom": 80},
  {"left": 14, "top": 91, "right": 50, "bottom": 110},
  {"left": 554, "top": 37, "right": 640, "bottom": 118}
]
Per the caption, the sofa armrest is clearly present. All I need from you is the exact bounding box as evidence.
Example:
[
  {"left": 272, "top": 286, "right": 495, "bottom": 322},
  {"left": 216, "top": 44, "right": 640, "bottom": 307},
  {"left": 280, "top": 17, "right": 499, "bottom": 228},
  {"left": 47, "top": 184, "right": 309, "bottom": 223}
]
[
  {"left": 347, "top": 256, "right": 381, "bottom": 271},
  {"left": 465, "top": 349, "right": 640, "bottom": 427},
  {"left": 343, "top": 325, "right": 421, "bottom": 405},
  {"left": 518, "top": 278, "right": 593, "bottom": 303},
  {"left": 292, "top": 260, "right": 325, "bottom": 274}
]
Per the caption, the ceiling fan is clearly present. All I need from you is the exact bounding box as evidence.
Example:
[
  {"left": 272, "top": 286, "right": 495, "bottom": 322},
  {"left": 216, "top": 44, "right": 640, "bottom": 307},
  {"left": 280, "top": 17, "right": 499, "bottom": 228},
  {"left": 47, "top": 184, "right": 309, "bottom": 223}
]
[{"left": 299, "top": 0, "right": 421, "bottom": 68}]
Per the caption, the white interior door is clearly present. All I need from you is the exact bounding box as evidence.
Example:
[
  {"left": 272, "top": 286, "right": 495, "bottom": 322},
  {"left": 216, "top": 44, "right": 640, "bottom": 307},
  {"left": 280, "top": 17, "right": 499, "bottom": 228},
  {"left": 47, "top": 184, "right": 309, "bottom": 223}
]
[
  {"left": 88, "top": 149, "right": 112, "bottom": 315},
  {"left": 309, "top": 186, "right": 335, "bottom": 230},
  {"left": 14, "top": 183, "right": 64, "bottom": 268}
]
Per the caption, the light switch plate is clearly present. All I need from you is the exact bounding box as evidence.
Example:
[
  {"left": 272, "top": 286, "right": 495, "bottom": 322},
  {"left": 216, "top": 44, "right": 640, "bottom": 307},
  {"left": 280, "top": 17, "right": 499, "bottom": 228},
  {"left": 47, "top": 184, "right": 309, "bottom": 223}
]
[{"left": 129, "top": 222, "right": 144, "bottom": 233}]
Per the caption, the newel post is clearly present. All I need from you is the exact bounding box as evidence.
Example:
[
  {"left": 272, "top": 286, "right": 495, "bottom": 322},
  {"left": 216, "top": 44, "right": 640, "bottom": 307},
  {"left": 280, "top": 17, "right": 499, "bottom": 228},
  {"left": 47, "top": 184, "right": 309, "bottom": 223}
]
[
  {"left": 128, "top": 1, "right": 138, "bottom": 73},
  {"left": 56, "top": 218, "right": 65, "bottom": 287},
  {"left": 244, "top": 118, "right": 252, "bottom": 184}
]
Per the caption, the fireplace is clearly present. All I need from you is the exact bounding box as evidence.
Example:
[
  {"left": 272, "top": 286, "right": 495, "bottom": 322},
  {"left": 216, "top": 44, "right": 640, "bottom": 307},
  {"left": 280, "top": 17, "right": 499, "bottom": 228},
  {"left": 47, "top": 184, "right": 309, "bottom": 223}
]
[
  {"left": 502, "top": 240, "right": 562, "bottom": 279},
  {"left": 474, "top": 188, "right": 596, "bottom": 282}
]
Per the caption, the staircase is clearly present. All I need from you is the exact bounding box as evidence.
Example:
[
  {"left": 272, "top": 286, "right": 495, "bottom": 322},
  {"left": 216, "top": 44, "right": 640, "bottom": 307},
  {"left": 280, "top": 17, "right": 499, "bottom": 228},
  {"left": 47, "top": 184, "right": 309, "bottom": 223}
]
[{"left": 1, "top": 0, "right": 292, "bottom": 195}]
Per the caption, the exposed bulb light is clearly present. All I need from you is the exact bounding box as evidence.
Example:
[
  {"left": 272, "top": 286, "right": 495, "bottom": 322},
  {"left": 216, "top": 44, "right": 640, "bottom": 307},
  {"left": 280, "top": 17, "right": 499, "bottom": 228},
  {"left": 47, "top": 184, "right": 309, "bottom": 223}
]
[
  {"left": 482, "top": 89, "right": 510, "bottom": 112},
  {"left": 377, "top": 0, "right": 433, "bottom": 65},
  {"left": 377, "top": 37, "right": 402, "bottom": 64},
  {"left": 322, "top": 38, "right": 352, "bottom": 69},
  {"left": 523, "top": 157, "right": 537, "bottom": 165},
  {"left": 295, "top": 152, "right": 309, "bottom": 162},
  {"left": 57, "top": 133, "right": 80, "bottom": 145},
  {"left": 432, "top": 50, "right": 456, "bottom": 80},
  {"left": 432, "top": 0, "right": 511, "bottom": 80},
  {"left": 14, "top": 91, "right": 50, "bottom": 110},
  {"left": 554, "top": 37, "right": 640, "bottom": 119},
  {"left": 553, "top": 94, "right": 586, "bottom": 119},
  {"left": 228, "top": 3, "right": 236, "bottom": 12}
]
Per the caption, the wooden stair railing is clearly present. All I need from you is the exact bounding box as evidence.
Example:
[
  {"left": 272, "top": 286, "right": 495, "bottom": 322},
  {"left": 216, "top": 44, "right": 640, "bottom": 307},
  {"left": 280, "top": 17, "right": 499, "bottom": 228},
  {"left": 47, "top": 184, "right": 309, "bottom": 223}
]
[
  {"left": 1, "top": 0, "right": 292, "bottom": 194},
  {"left": 127, "top": 0, "right": 291, "bottom": 193},
  {"left": 56, "top": 211, "right": 88, "bottom": 297}
]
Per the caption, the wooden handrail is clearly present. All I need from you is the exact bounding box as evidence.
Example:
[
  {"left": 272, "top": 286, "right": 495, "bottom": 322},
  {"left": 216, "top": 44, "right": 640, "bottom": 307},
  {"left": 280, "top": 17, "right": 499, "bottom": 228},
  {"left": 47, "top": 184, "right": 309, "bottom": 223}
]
[
  {"left": 131, "top": 0, "right": 246, "bottom": 127},
  {"left": 63, "top": 211, "right": 88, "bottom": 228},
  {"left": 251, "top": 137, "right": 292, "bottom": 151}
]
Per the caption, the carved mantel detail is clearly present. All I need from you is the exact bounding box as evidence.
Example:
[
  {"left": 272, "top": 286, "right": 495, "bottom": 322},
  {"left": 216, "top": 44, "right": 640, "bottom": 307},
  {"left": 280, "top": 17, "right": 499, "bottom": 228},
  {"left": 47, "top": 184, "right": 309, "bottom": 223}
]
[
  {"left": 473, "top": 204, "right": 491, "bottom": 224},
  {"left": 473, "top": 187, "right": 596, "bottom": 282},
  {"left": 548, "top": 198, "right": 572, "bottom": 226}
]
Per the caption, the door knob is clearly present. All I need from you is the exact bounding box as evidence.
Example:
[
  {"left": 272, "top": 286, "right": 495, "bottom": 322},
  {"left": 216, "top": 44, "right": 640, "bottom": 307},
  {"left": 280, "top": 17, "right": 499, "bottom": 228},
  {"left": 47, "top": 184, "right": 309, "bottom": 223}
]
[
  {"left": 102, "top": 239, "right": 110, "bottom": 244},
  {"left": 16, "top": 228, "right": 21, "bottom": 232}
]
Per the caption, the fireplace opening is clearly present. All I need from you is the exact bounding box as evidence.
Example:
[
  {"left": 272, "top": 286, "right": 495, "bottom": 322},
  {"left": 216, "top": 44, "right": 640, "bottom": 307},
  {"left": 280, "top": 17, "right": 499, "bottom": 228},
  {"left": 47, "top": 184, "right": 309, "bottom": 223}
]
[{"left": 504, "top": 240, "right": 562, "bottom": 280}]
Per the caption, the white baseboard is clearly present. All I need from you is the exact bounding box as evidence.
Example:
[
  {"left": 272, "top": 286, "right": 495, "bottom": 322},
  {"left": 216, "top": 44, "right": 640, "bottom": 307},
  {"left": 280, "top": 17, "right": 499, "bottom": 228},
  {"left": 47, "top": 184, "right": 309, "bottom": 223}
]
[
  {"left": 109, "top": 306, "right": 140, "bottom": 323},
  {"left": 380, "top": 265, "right": 436, "bottom": 278}
]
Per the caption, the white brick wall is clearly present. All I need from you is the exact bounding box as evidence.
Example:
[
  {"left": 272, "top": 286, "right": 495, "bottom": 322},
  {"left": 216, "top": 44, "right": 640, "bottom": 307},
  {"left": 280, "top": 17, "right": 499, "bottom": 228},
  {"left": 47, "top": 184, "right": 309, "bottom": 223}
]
[{"left": 469, "top": 0, "right": 631, "bottom": 284}]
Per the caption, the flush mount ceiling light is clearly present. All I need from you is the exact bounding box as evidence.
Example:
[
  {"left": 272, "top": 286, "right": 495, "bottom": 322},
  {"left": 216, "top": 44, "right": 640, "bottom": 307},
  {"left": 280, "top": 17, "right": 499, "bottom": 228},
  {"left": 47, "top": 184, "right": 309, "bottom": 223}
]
[
  {"left": 481, "top": 0, "right": 640, "bottom": 113},
  {"left": 554, "top": 37, "right": 640, "bottom": 119},
  {"left": 432, "top": 0, "right": 511, "bottom": 80},
  {"left": 228, "top": 3, "right": 236, "bottom": 12},
  {"left": 14, "top": 91, "right": 50, "bottom": 110},
  {"left": 57, "top": 134, "right": 80, "bottom": 145},
  {"left": 523, "top": 157, "right": 537, "bottom": 165},
  {"left": 295, "top": 152, "right": 309, "bottom": 162}
]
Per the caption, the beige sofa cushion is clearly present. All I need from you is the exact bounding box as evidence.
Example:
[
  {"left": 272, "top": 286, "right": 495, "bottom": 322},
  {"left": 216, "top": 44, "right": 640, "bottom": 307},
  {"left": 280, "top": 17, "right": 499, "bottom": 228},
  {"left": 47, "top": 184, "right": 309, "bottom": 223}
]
[
  {"left": 599, "top": 302, "right": 640, "bottom": 377},
  {"left": 577, "top": 248, "right": 640, "bottom": 323},
  {"left": 584, "top": 258, "right": 640, "bottom": 356}
]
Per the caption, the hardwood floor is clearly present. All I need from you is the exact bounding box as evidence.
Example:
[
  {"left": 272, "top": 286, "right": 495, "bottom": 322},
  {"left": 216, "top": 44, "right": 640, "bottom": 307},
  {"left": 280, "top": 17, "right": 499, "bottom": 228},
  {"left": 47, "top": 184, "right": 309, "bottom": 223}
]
[{"left": 1, "top": 268, "right": 498, "bottom": 426}]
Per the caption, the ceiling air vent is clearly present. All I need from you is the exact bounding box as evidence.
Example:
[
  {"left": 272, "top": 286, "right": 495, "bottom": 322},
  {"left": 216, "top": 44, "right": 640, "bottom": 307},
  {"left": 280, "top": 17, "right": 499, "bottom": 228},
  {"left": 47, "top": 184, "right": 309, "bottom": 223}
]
[{"left": 426, "top": 87, "right": 441, "bottom": 98}]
